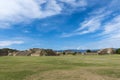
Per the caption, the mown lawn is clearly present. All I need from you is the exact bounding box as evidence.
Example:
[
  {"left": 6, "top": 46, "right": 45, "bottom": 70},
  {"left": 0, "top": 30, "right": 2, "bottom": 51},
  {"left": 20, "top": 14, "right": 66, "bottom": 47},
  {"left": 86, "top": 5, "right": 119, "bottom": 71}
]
[{"left": 0, "top": 55, "right": 120, "bottom": 80}]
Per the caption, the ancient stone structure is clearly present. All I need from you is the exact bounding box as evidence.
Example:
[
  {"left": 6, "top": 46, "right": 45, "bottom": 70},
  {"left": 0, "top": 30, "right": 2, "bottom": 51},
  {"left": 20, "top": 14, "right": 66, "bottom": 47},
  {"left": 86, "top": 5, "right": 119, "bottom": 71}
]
[
  {"left": 97, "top": 48, "right": 115, "bottom": 55},
  {"left": 29, "top": 48, "right": 45, "bottom": 56},
  {"left": 30, "top": 48, "right": 57, "bottom": 56},
  {"left": 8, "top": 50, "right": 31, "bottom": 56},
  {"left": 0, "top": 48, "right": 18, "bottom": 56},
  {"left": 8, "top": 48, "right": 57, "bottom": 56}
]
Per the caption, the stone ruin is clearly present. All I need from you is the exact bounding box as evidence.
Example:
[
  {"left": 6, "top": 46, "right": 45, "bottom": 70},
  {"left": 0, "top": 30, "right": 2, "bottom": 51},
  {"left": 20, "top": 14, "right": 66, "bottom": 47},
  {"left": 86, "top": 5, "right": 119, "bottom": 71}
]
[
  {"left": 30, "top": 48, "right": 57, "bottom": 56},
  {"left": 8, "top": 48, "right": 57, "bottom": 56},
  {"left": 0, "top": 48, "right": 117, "bottom": 56},
  {"left": 97, "top": 48, "right": 115, "bottom": 55},
  {"left": 0, "top": 48, "right": 18, "bottom": 56}
]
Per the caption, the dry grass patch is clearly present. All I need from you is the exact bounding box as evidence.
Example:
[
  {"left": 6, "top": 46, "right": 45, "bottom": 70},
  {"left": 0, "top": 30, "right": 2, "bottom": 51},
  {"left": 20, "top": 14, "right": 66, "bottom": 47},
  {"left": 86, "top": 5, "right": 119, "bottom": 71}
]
[{"left": 25, "top": 68, "right": 119, "bottom": 80}]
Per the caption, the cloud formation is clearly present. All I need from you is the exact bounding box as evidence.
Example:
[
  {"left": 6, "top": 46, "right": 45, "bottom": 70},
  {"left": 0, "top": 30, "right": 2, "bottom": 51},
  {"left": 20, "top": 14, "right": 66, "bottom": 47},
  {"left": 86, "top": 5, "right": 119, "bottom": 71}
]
[
  {"left": 61, "top": 0, "right": 120, "bottom": 37},
  {"left": 0, "top": 40, "right": 24, "bottom": 47},
  {"left": 0, "top": 0, "right": 87, "bottom": 29},
  {"left": 61, "top": 0, "right": 120, "bottom": 49},
  {"left": 59, "top": 0, "right": 87, "bottom": 7},
  {"left": 61, "top": 12, "right": 106, "bottom": 37}
]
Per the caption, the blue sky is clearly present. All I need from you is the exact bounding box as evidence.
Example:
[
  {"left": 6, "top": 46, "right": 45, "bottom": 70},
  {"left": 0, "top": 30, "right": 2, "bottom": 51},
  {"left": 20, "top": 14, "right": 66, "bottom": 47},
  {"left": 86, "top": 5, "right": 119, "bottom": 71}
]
[{"left": 0, "top": 0, "right": 120, "bottom": 50}]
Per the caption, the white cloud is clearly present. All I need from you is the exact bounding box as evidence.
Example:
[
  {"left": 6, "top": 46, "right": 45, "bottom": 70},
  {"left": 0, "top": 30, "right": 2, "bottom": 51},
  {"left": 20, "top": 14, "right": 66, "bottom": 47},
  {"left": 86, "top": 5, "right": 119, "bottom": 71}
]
[
  {"left": 96, "top": 15, "right": 120, "bottom": 47},
  {"left": 102, "top": 15, "right": 120, "bottom": 35},
  {"left": 59, "top": 0, "right": 87, "bottom": 7},
  {"left": 61, "top": 0, "right": 120, "bottom": 38},
  {"left": 23, "top": 30, "right": 30, "bottom": 33},
  {"left": 40, "top": 0, "right": 62, "bottom": 18},
  {"left": 0, "top": 0, "right": 41, "bottom": 20},
  {"left": 61, "top": 0, "right": 120, "bottom": 49},
  {"left": 0, "top": 40, "right": 24, "bottom": 47},
  {"left": 0, "top": 0, "right": 87, "bottom": 29},
  {"left": 0, "top": 22, "right": 10, "bottom": 29},
  {"left": 75, "top": 16, "right": 101, "bottom": 34},
  {"left": 0, "top": 0, "right": 62, "bottom": 28},
  {"left": 61, "top": 10, "right": 109, "bottom": 37},
  {"left": 76, "top": 15, "right": 120, "bottom": 49}
]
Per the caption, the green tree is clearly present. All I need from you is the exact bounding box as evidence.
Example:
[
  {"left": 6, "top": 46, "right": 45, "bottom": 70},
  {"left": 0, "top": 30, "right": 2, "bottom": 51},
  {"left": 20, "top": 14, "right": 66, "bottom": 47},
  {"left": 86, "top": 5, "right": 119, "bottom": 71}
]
[
  {"left": 63, "top": 52, "right": 66, "bottom": 55},
  {"left": 86, "top": 49, "right": 91, "bottom": 53},
  {"left": 116, "top": 48, "right": 120, "bottom": 54}
]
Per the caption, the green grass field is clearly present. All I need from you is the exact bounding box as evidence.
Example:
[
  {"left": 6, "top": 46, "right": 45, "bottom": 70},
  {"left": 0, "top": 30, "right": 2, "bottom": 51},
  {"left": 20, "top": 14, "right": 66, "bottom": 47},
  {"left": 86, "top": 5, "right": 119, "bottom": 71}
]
[{"left": 0, "top": 55, "right": 120, "bottom": 80}]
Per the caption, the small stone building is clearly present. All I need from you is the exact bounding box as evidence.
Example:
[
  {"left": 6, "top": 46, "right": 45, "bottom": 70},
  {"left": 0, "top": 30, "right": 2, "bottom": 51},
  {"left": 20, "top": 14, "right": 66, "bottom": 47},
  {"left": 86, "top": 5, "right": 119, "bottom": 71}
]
[{"left": 97, "top": 48, "right": 115, "bottom": 55}]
